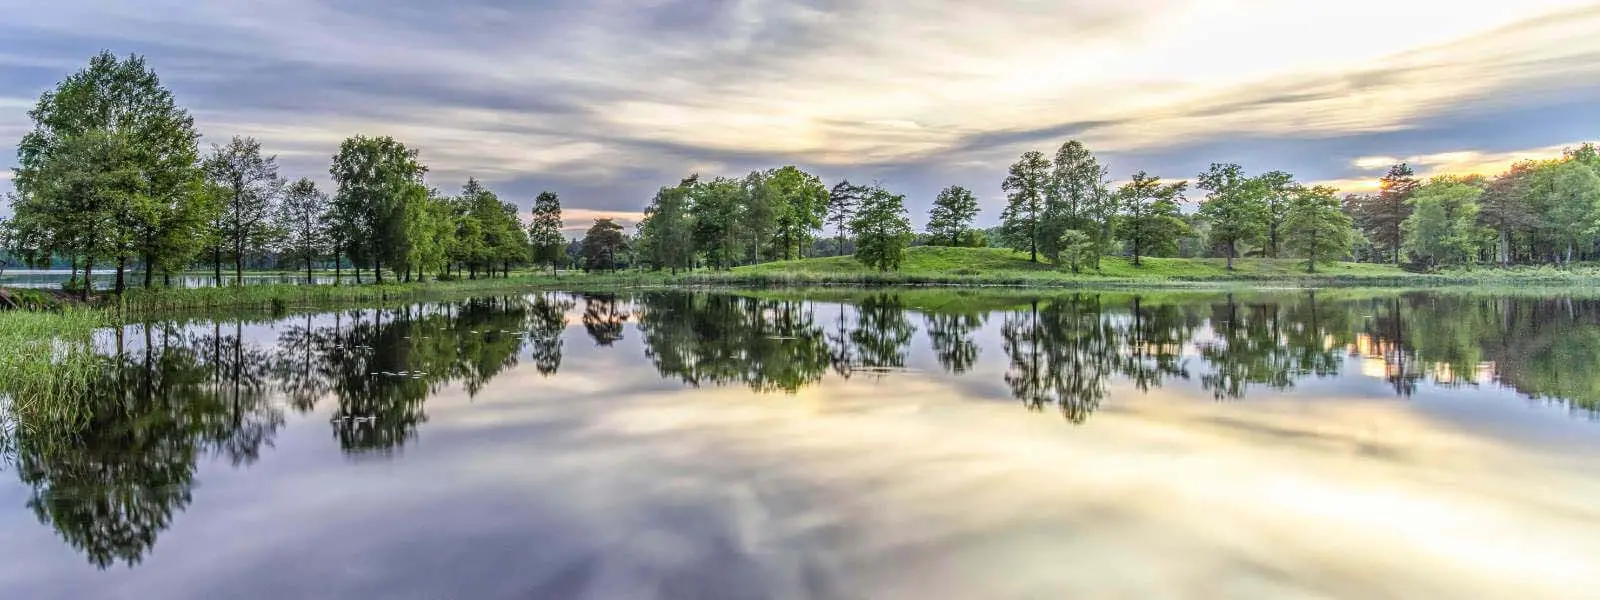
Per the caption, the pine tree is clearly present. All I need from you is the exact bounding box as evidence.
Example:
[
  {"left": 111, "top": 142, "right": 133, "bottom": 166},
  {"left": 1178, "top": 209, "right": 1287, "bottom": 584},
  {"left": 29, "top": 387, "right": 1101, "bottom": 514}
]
[
  {"left": 528, "top": 191, "right": 566, "bottom": 275},
  {"left": 1000, "top": 151, "right": 1052, "bottom": 262}
]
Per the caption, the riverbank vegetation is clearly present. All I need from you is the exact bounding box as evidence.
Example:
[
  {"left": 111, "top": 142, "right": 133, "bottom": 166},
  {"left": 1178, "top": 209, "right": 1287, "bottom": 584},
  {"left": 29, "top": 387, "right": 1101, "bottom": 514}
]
[{"left": 5, "top": 52, "right": 1597, "bottom": 300}]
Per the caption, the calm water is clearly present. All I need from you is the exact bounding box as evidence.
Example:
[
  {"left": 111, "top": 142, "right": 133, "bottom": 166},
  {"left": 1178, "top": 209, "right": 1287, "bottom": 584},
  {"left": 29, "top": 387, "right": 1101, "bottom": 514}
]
[{"left": 3, "top": 289, "right": 1600, "bottom": 599}]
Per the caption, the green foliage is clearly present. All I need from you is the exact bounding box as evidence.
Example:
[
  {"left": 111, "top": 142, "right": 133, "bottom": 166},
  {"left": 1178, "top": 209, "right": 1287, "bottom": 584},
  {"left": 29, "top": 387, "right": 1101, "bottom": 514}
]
[
  {"left": 1000, "top": 150, "right": 1052, "bottom": 262},
  {"left": 1349, "top": 163, "right": 1419, "bottom": 264},
  {"left": 851, "top": 185, "right": 913, "bottom": 271},
  {"left": 826, "top": 180, "right": 867, "bottom": 256},
  {"left": 1115, "top": 172, "right": 1189, "bottom": 266},
  {"left": 581, "top": 218, "right": 626, "bottom": 272},
  {"left": 639, "top": 180, "right": 696, "bottom": 273},
  {"left": 328, "top": 135, "right": 427, "bottom": 284},
  {"left": 1285, "top": 185, "right": 1354, "bottom": 272},
  {"left": 1257, "top": 170, "right": 1297, "bottom": 258},
  {"left": 690, "top": 176, "right": 747, "bottom": 269},
  {"left": 277, "top": 178, "right": 328, "bottom": 283},
  {"left": 10, "top": 51, "right": 204, "bottom": 294},
  {"left": 203, "top": 136, "right": 282, "bottom": 285},
  {"left": 926, "top": 185, "right": 980, "bottom": 246},
  {"left": 1401, "top": 178, "right": 1487, "bottom": 268},
  {"left": 1043, "top": 140, "right": 1113, "bottom": 264},
  {"left": 1540, "top": 161, "right": 1600, "bottom": 263},
  {"left": 528, "top": 191, "right": 565, "bottom": 274},
  {"left": 764, "top": 166, "right": 829, "bottom": 260},
  {"left": 1195, "top": 162, "right": 1269, "bottom": 269},
  {"left": 1055, "top": 229, "right": 1098, "bottom": 274}
]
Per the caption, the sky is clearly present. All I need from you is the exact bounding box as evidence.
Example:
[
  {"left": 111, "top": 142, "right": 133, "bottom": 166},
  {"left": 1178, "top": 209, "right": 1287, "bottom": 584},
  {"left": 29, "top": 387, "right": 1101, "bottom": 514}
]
[{"left": 1, "top": 0, "right": 1598, "bottom": 231}]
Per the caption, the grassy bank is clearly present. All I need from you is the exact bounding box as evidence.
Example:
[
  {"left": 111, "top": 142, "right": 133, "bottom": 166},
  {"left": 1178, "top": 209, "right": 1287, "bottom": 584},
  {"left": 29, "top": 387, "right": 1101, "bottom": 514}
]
[{"left": 0, "top": 308, "right": 106, "bottom": 429}]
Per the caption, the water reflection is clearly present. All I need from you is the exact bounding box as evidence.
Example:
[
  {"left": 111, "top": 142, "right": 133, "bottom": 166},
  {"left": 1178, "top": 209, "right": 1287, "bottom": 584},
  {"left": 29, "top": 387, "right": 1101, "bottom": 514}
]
[{"left": 7, "top": 289, "right": 1600, "bottom": 574}]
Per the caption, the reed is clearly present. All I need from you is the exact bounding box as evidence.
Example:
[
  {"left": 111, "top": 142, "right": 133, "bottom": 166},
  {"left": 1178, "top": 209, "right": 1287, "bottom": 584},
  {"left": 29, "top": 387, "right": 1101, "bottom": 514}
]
[{"left": 0, "top": 308, "right": 106, "bottom": 429}]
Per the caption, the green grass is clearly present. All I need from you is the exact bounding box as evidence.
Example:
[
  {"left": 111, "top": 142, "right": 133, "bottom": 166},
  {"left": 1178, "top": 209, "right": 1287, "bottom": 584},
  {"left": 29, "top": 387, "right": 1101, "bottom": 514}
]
[
  {"left": 0, "top": 308, "right": 106, "bottom": 430},
  {"left": 681, "top": 247, "right": 1425, "bottom": 287}
]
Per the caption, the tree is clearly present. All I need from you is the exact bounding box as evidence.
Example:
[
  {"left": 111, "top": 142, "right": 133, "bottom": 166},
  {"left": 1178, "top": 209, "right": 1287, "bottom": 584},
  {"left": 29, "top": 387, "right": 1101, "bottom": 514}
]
[
  {"left": 1478, "top": 162, "right": 1539, "bottom": 266},
  {"left": 1115, "top": 172, "right": 1188, "bottom": 266},
  {"left": 528, "top": 191, "right": 566, "bottom": 276},
  {"left": 1402, "top": 178, "right": 1486, "bottom": 268},
  {"left": 1055, "top": 229, "right": 1097, "bottom": 274},
  {"left": 203, "top": 136, "right": 282, "bottom": 286},
  {"left": 277, "top": 178, "right": 328, "bottom": 284},
  {"left": 1541, "top": 161, "right": 1600, "bottom": 264},
  {"left": 1257, "top": 170, "right": 1297, "bottom": 258},
  {"left": 690, "top": 176, "right": 746, "bottom": 269},
  {"left": 11, "top": 51, "right": 204, "bottom": 294},
  {"left": 1284, "top": 185, "right": 1353, "bottom": 272},
  {"left": 739, "top": 170, "right": 776, "bottom": 264},
  {"left": 1195, "top": 163, "right": 1268, "bottom": 270},
  {"left": 1000, "top": 150, "right": 1052, "bottom": 262},
  {"left": 766, "top": 166, "right": 829, "bottom": 260},
  {"left": 581, "top": 218, "right": 626, "bottom": 272},
  {"left": 826, "top": 180, "right": 866, "bottom": 256},
  {"left": 328, "top": 135, "right": 428, "bottom": 285},
  {"left": 851, "top": 184, "right": 913, "bottom": 271},
  {"left": 638, "top": 180, "right": 696, "bottom": 273},
  {"left": 1044, "top": 140, "right": 1110, "bottom": 263},
  {"left": 1351, "top": 163, "right": 1419, "bottom": 265},
  {"left": 926, "top": 185, "right": 980, "bottom": 246}
]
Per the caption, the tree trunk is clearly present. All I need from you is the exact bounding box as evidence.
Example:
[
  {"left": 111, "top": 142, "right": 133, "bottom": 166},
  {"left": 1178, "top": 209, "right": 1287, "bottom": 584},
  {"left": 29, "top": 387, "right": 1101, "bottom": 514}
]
[
  {"left": 234, "top": 239, "right": 244, "bottom": 286},
  {"left": 82, "top": 258, "right": 93, "bottom": 301},
  {"left": 1498, "top": 228, "right": 1509, "bottom": 267},
  {"left": 306, "top": 253, "right": 314, "bottom": 285},
  {"left": 355, "top": 263, "right": 363, "bottom": 285},
  {"left": 115, "top": 255, "right": 127, "bottom": 294},
  {"left": 143, "top": 251, "right": 155, "bottom": 288},
  {"left": 1226, "top": 241, "right": 1236, "bottom": 271},
  {"left": 214, "top": 246, "right": 223, "bottom": 287},
  {"left": 375, "top": 258, "right": 384, "bottom": 285}
]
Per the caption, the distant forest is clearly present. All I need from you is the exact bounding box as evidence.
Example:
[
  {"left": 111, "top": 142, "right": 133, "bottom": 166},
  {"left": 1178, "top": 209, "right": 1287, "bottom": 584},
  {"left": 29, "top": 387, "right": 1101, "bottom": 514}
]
[{"left": 5, "top": 51, "right": 1598, "bottom": 295}]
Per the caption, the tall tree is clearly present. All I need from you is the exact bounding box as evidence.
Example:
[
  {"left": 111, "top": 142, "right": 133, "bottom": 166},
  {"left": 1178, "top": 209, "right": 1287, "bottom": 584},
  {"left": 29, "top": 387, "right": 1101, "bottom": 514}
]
[
  {"left": 277, "top": 178, "right": 328, "bottom": 284},
  {"left": 1257, "top": 170, "right": 1298, "bottom": 258},
  {"left": 1045, "top": 140, "right": 1111, "bottom": 264},
  {"left": 328, "top": 135, "right": 428, "bottom": 285},
  {"left": 1195, "top": 163, "right": 1267, "bottom": 270},
  {"left": 926, "top": 185, "right": 980, "bottom": 246},
  {"left": 638, "top": 180, "right": 696, "bottom": 273},
  {"left": 1000, "top": 150, "right": 1052, "bottom": 262},
  {"left": 11, "top": 51, "right": 204, "bottom": 294},
  {"left": 826, "top": 180, "right": 866, "bottom": 256},
  {"left": 581, "top": 218, "right": 626, "bottom": 272},
  {"left": 851, "top": 184, "right": 913, "bottom": 271},
  {"left": 690, "top": 176, "right": 746, "bottom": 269},
  {"left": 1541, "top": 161, "right": 1600, "bottom": 264},
  {"left": 1352, "top": 163, "right": 1419, "bottom": 265},
  {"left": 1478, "top": 162, "right": 1539, "bottom": 266},
  {"left": 740, "top": 170, "right": 776, "bottom": 264},
  {"left": 1283, "top": 185, "right": 1353, "bottom": 272},
  {"left": 527, "top": 191, "right": 566, "bottom": 276},
  {"left": 766, "top": 166, "right": 829, "bottom": 260},
  {"left": 1402, "top": 178, "right": 1486, "bottom": 268},
  {"left": 203, "top": 136, "right": 282, "bottom": 286},
  {"left": 1115, "top": 172, "right": 1188, "bottom": 266}
]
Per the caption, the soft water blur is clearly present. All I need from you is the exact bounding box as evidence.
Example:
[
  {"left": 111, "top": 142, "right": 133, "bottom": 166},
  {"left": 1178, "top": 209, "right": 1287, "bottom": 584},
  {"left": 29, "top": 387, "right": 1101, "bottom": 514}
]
[{"left": 2, "top": 289, "right": 1599, "bottom": 599}]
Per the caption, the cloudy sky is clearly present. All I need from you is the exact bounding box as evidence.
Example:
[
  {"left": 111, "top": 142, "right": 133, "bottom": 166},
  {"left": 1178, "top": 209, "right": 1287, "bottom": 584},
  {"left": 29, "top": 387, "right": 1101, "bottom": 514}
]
[{"left": 2, "top": 0, "right": 1598, "bottom": 229}]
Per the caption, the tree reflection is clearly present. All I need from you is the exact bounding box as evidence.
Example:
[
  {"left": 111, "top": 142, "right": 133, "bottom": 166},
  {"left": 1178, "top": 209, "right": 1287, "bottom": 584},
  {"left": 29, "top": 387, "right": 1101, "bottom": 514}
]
[
  {"left": 581, "top": 294, "right": 629, "bottom": 347},
  {"left": 925, "top": 311, "right": 985, "bottom": 375},
  {"left": 638, "top": 292, "right": 832, "bottom": 393}
]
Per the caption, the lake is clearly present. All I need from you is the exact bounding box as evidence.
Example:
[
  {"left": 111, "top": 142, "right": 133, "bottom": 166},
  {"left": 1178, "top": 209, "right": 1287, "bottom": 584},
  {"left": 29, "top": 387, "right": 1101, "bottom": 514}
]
[
  {"left": 0, "top": 269, "right": 357, "bottom": 289},
  {"left": 2, "top": 289, "right": 1599, "bottom": 599}
]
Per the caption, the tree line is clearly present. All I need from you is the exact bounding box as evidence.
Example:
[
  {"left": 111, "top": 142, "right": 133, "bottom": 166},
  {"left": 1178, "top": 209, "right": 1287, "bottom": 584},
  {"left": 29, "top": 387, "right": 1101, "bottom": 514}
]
[
  {"left": 2, "top": 52, "right": 567, "bottom": 298},
  {"left": 7, "top": 52, "right": 1598, "bottom": 291}
]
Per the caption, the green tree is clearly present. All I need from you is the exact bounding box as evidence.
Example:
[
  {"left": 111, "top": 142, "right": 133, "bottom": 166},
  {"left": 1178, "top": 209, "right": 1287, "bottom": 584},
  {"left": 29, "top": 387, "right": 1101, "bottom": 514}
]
[
  {"left": 11, "top": 51, "right": 204, "bottom": 294},
  {"left": 1542, "top": 161, "right": 1600, "bottom": 263},
  {"left": 1478, "top": 162, "right": 1539, "bottom": 266},
  {"left": 277, "top": 178, "right": 328, "bottom": 284},
  {"left": 527, "top": 191, "right": 566, "bottom": 276},
  {"left": 826, "top": 180, "right": 866, "bottom": 256},
  {"left": 581, "top": 218, "right": 626, "bottom": 272},
  {"left": 1196, "top": 163, "right": 1268, "bottom": 270},
  {"left": 329, "top": 135, "right": 428, "bottom": 285},
  {"left": 690, "top": 176, "right": 746, "bottom": 269},
  {"left": 1044, "top": 140, "right": 1110, "bottom": 264},
  {"left": 1115, "top": 172, "right": 1188, "bottom": 266},
  {"left": 740, "top": 170, "right": 776, "bottom": 264},
  {"left": 926, "top": 185, "right": 980, "bottom": 246},
  {"left": 1000, "top": 150, "right": 1052, "bottom": 262},
  {"left": 203, "top": 136, "right": 282, "bottom": 286},
  {"left": 1401, "top": 178, "right": 1487, "bottom": 268},
  {"left": 1055, "top": 229, "right": 1098, "bottom": 274},
  {"left": 638, "top": 179, "right": 696, "bottom": 273},
  {"left": 851, "top": 184, "right": 913, "bottom": 271},
  {"left": 1257, "top": 170, "right": 1297, "bottom": 258},
  {"left": 1284, "top": 185, "right": 1353, "bottom": 272},
  {"left": 1351, "top": 163, "right": 1419, "bottom": 265},
  {"left": 766, "top": 166, "right": 829, "bottom": 260}
]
